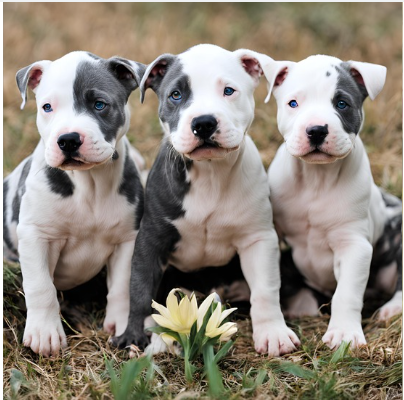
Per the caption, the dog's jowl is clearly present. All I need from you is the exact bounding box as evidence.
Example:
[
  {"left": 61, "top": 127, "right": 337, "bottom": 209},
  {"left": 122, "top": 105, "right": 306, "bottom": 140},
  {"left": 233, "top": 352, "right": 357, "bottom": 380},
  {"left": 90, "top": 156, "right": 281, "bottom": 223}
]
[
  {"left": 112, "top": 44, "right": 300, "bottom": 357},
  {"left": 3, "top": 51, "right": 145, "bottom": 356},
  {"left": 266, "top": 55, "right": 402, "bottom": 349}
]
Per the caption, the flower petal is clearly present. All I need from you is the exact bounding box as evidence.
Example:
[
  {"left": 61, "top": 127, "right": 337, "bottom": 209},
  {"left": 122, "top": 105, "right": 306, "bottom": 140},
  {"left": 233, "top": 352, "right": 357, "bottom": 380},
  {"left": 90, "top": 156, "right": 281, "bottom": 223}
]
[
  {"left": 197, "top": 292, "right": 216, "bottom": 330},
  {"left": 190, "top": 293, "right": 198, "bottom": 322},
  {"left": 151, "top": 300, "right": 171, "bottom": 320},
  {"left": 205, "top": 302, "right": 222, "bottom": 336},
  {"left": 219, "top": 324, "right": 238, "bottom": 342},
  {"left": 166, "top": 289, "right": 181, "bottom": 324},
  {"left": 219, "top": 307, "right": 238, "bottom": 324},
  {"left": 207, "top": 322, "right": 237, "bottom": 339},
  {"left": 151, "top": 314, "right": 181, "bottom": 332},
  {"left": 178, "top": 296, "right": 192, "bottom": 327}
]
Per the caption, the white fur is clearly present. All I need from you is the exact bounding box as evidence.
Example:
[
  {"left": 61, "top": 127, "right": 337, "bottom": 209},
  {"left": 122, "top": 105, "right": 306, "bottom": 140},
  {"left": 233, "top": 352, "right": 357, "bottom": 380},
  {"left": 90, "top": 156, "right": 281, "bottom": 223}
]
[
  {"left": 150, "top": 45, "right": 300, "bottom": 356},
  {"left": 267, "top": 55, "right": 400, "bottom": 349},
  {"left": 6, "top": 52, "right": 142, "bottom": 356}
]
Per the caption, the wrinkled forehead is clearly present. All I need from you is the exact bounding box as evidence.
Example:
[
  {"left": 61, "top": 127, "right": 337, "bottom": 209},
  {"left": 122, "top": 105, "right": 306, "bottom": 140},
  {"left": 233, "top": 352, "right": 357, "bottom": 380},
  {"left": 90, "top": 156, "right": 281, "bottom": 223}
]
[{"left": 178, "top": 45, "right": 249, "bottom": 89}]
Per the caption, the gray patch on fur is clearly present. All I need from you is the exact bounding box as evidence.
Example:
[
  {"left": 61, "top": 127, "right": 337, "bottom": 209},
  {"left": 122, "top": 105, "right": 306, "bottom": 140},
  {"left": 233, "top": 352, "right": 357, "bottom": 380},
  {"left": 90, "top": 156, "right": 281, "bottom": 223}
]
[
  {"left": 73, "top": 57, "right": 140, "bottom": 142},
  {"left": 3, "top": 179, "right": 17, "bottom": 254},
  {"left": 11, "top": 156, "right": 32, "bottom": 222},
  {"left": 333, "top": 63, "right": 367, "bottom": 135},
  {"left": 151, "top": 57, "right": 193, "bottom": 133}
]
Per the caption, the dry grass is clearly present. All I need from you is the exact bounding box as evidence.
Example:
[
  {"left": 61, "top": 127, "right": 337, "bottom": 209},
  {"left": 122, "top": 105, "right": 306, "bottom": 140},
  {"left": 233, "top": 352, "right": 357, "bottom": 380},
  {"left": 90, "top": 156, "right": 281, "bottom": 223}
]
[
  {"left": 3, "top": 262, "right": 402, "bottom": 399},
  {"left": 3, "top": 3, "right": 403, "bottom": 399}
]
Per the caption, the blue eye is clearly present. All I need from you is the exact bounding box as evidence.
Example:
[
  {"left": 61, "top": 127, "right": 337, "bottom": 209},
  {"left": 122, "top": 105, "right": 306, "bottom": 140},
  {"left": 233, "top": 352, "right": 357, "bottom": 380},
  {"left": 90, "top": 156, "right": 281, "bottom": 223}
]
[
  {"left": 288, "top": 100, "right": 298, "bottom": 108},
  {"left": 169, "top": 91, "right": 182, "bottom": 102},
  {"left": 337, "top": 100, "right": 347, "bottom": 109},
  {"left": 94, "top": 101, "right": 106, "bottom": 110},
  {"left": 224, "top": 87, "right": 235, "bottom": 96},
  {"left": 42, "top": 103, "right": 53, "bottom": 113}
]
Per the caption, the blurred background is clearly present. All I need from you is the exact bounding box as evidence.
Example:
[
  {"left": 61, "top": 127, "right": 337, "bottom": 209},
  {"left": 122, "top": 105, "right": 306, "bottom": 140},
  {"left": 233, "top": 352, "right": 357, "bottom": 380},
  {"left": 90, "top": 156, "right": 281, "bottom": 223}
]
[{"left": 3, "top": 2, "right": 402, "bottom": 196}]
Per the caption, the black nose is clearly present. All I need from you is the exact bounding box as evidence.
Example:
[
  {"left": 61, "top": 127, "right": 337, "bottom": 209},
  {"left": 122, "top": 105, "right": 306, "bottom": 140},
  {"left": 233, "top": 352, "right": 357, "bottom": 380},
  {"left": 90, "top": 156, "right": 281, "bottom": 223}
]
[
  {"left": 57, "top": 132, "right": 82, "bottom": 153},
  {"left": 306, "top": 124, "right": 328, "bottom": 146},
  {"left": 191, "top": 115, "right": 218, "bottom": 140}
]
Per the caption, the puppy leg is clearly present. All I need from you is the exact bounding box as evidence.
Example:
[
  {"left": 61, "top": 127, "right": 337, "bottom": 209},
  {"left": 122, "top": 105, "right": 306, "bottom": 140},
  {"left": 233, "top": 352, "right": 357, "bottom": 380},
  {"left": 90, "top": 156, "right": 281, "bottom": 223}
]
[
  {"left": 323, "top": 236, "right": 372, "bottom": 349},
  {"left": 103, "top": 240, "right": 136, "bottom": 336},
  {"left": 379, "top": 249, "right": 402, "bottom": 320},
  {"left": 111, "top": 229, "right": 164, "bottom": 350},
  {"left": 18, "top": 231, "right": 67, "bottom": 357},
  {"left": 283, "top": 288, "right": 319, "bottom": 319},
  {"left": 238, "top": 232, "right": 300, "bottom": 357}
]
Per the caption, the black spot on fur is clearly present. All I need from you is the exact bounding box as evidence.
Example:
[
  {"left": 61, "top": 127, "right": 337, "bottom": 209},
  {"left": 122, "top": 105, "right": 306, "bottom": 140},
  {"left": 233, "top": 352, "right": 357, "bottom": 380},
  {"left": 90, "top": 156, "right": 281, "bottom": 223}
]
[
  {"left": 118, "top": 145, "right": 144, "bottom": 230},
  {"left": 45, "top": 167, "right": 74, "bottom": 197}
]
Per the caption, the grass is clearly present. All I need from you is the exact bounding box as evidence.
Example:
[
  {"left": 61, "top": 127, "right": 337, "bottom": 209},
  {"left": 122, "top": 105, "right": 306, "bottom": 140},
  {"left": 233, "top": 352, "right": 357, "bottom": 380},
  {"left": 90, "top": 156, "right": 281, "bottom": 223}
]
[
  {"left": 3, "top": 3, "right": 403, "bottom": 399},
  {"left": 3, "top": 262, "right": 403, "bottom": 399}
]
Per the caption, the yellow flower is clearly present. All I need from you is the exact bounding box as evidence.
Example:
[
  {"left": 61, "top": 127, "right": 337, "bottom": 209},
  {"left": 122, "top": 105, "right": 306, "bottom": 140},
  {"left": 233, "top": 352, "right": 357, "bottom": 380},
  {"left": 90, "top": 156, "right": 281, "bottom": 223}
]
[
  {"left": 151, "top": 288, "right": 198, "bottom": 334},
  {"left": 205, "top": 301, "right": 238, "bottom": 342},
  {"left": 196, "top": 292, "right": 219, "bottom": 330}
]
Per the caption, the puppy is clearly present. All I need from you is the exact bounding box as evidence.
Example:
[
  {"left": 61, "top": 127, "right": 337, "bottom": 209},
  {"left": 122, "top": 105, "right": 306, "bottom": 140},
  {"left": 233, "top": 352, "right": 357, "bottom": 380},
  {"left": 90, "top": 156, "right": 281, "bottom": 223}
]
[
  {"left": 113, "top": 44, "right": 300, "bottom": 357},
  {"left": 266, "top": 55, "right": 402, "bottom": 349},
  {"left": 3, "top": 51, "right": 145, "bottom": 356}
]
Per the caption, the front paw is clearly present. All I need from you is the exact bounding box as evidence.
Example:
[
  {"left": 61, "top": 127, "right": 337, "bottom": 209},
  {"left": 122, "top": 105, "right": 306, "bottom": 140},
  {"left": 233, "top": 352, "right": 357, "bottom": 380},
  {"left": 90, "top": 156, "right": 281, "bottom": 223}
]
[
  {"left": 322, "top": 325, "right": 366, "bottom": 349},
  {"left": 253, "top": 321, "right": 300, "bottom": 357},
  {"left": 103, "top": 304, "right": 130, "bottom": 337},
  {"left": 378, "top": 292, "right": 402, "bottom": 321},
  {"left": 23, "top": 312, "right": 67, "bottom": 357},
  {"left": 110, "top": 327, "right": 150, "bottom": 351}
]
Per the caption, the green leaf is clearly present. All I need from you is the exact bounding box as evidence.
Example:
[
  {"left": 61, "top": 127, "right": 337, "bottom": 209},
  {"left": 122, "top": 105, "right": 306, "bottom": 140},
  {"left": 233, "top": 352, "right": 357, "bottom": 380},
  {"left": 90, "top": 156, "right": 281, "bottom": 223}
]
[
  {"left": 203, "top": 344, "right": 225, "bottom": 397},
  {"left": 330, "top": 340, "right": 351, "bottom": 364},
  {"left": 278, "top": 361, "right": 316, "bottom": 380},
  {"left": 10, "top": 369, "right": 26, "bottom": 399},
  {"left": 104, "top": 354, "right": 153, "bottom": 400},
  {"left": 213, "top": 340, "right": 234, "bottom": 364}
]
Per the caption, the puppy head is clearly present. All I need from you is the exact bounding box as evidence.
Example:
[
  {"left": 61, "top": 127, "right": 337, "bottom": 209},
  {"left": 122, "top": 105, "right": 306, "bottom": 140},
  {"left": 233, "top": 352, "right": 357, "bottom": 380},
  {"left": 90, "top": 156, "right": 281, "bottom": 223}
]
[
  {"left": 140, "top": 44, "right": 287, "bottom": 161},
  {"left": 270, "top": 55, "right": 386, "bottom": 164},
  {"left": 16, "top": 51, "right": 145, "bottom": 170}
]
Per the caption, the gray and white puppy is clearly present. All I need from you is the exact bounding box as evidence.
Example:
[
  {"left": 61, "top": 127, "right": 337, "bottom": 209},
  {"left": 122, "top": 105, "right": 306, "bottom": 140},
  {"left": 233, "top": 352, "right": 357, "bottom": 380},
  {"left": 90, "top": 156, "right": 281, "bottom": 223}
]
[
  {"left": 266, "top": 55, "right": 402, "bottom": 350},
  {"left": 113, "top": 44, "right": 300, "bottom": 357},
  {"left": 3, "top": 51, "right": 145, "bottom": 356}
]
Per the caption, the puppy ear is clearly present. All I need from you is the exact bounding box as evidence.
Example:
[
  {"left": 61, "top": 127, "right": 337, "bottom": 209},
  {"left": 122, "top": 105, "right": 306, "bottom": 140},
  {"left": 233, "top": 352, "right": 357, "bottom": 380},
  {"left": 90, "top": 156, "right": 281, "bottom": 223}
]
[
  {"left": 346, "top": 61, "right": 386, "bottom": 100},
  {"left": 107, "top": 57, "right": 146, "bottom": 100},
  {"left": 233, "top": 49, "right": 295, "bottom": 103},
  {"left": 139, "top": 54, "right": 177, "bottom": 103},
  {"left": 16, "top": 60, "right": 51, "bottom": 110}
]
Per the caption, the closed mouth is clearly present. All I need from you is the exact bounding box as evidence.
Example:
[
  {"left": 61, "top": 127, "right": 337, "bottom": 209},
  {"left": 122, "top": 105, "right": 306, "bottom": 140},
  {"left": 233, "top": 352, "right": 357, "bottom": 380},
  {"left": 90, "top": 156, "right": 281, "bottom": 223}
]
[
  {"left": 61, "top": 158, "right": 86, "bottom": 168},
  {"left": 197, "top": 139, "right": 219, "bottom": 149}
]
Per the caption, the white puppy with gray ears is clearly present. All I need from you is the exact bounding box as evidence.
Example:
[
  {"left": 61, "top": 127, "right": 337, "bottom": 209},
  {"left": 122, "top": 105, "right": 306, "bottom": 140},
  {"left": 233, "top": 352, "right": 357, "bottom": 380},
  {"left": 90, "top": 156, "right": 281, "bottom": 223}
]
[
  {"left": 264, "top": 54, "right": 402, "bottom": 350},
  {"left": 113, "top": 44, "right": 300, "bottom": 357}
]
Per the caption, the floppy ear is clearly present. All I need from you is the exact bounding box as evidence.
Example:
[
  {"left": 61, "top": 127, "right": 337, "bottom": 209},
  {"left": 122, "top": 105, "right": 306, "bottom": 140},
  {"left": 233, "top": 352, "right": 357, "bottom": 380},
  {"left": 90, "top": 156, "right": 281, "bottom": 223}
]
[
  {"left": 107, "top": 57, "right": 146, "bottom": 100},
  {"left": 16, "top": 60, "right": 51, "bottom": 110},
  {"left": 233, "top": 49, "right": 295, "bottom": 103},
  {"left": 346, "top": 60, "right": 386, "bottom": 100},
  {"left": 139, "top": 53, "right": 177, "bottom": 103}
]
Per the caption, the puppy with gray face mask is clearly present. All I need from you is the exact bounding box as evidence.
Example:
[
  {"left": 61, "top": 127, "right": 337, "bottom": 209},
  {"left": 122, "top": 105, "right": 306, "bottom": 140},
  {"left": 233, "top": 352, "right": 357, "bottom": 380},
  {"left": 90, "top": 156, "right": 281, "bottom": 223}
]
[
  {"left": 113, "top": 44, "right": 300, "bottom": 357},
  {"left": 266, "top": 54, "right": 402, "bottom": 350},
  {"left": 4, "top": 51, "right": 146, "bottom": 357}
]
